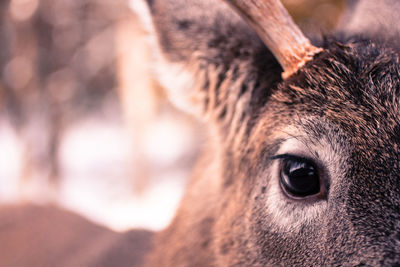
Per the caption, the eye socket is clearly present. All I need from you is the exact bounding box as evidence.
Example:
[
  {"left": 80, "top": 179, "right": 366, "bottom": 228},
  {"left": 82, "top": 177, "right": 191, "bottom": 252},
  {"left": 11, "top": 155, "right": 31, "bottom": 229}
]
[{"left": 274, "top": 155, "right": 321, "bottom": 198}]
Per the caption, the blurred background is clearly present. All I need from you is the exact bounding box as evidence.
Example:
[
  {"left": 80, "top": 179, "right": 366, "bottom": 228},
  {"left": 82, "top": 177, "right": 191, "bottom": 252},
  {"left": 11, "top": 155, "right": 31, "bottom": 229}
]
[{"left": 0, "top": 0, "right": 345, "bottom": 232}]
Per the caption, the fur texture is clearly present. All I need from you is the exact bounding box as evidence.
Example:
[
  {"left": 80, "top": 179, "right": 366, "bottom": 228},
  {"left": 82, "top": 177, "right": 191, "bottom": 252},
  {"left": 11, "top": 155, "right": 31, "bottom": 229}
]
[{"left": 144, "top": 0, "right": 400, "bottom": 266}]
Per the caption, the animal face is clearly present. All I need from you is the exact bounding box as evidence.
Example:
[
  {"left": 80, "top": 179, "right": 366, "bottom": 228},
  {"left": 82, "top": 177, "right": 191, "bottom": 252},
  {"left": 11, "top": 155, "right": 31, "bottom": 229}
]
[
  {"left": 212, "top": 41, "right": 400, "bottom": 265},
  {"left": 139, "top": 0, "right": 400, "bottom": 265}
]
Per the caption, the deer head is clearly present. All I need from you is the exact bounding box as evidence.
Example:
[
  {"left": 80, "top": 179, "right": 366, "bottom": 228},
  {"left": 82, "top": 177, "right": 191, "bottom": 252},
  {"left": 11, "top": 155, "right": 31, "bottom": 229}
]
[{"left": 139, "top": 0, "right": 400, "bottom": 265}]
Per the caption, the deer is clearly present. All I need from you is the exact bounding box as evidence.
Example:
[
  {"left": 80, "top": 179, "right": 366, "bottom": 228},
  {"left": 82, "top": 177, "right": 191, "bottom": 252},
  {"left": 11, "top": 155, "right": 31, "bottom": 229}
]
[{"left": 2, "top": 0, "right": 400, "bottom": 266}]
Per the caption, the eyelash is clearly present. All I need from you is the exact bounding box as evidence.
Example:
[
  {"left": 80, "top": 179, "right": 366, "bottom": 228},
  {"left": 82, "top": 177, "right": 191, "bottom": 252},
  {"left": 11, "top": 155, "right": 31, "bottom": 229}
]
[{"left": 270, "top": 153, "right": 314, "bottom": 164}]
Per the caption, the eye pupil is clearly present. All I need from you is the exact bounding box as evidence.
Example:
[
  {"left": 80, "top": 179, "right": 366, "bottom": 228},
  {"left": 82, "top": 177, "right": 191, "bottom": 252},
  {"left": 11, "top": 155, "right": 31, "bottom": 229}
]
[{"left": 281, "top": 158, "right": 320, "bottom": 197}]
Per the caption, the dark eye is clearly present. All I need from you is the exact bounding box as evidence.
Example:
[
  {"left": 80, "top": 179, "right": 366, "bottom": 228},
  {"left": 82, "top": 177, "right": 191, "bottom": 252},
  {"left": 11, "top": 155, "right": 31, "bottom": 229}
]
[{"left": 278, "top": 156, "right": 320, "bottom": 198}]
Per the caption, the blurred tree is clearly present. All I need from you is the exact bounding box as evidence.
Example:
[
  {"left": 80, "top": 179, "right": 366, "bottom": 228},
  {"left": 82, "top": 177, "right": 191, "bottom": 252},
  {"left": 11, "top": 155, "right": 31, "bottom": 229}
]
[
  {"left": 0, "top": 0, "right": 130, "bottom": 199},
  {"left": 283, "top": 0, "right": 345, "bottom": 33}
]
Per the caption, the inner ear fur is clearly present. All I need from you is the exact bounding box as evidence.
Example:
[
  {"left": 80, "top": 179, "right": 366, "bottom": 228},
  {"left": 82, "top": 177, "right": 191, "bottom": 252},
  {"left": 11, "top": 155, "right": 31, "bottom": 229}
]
[{"left": 142, "top": 0, "right": 282, "bottom": 120}]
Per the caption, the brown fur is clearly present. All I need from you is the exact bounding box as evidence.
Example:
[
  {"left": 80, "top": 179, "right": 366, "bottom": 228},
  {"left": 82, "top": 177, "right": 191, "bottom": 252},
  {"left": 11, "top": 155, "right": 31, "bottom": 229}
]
[
  {"left": 145, "top": 0, "right": 400, "bottom": 265},
  {"left": 3, "top": 0, "right": 400, "bottom": 266}
]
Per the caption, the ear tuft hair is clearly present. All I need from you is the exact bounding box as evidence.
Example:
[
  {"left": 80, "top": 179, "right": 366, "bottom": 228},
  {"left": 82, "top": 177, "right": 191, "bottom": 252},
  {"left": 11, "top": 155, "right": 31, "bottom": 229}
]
[{"left": 133, "top": 0, "right": 282, "bottom": 120}]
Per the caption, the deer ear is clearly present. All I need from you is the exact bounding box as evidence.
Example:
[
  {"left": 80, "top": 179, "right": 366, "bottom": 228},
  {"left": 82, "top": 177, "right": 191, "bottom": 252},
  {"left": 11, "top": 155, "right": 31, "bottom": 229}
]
[
  {"left": 133, "top": 0, "right": 274, "bottom": 118},
  {"left": 134, "top": 0, "right": 320, "bottom": 121}
]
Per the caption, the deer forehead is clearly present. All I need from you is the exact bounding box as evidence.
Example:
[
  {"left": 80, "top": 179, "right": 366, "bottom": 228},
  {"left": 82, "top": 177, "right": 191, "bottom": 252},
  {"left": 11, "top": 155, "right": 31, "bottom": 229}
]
[{"left": 262, "top": 45, "right": 400, "bottom": 146}]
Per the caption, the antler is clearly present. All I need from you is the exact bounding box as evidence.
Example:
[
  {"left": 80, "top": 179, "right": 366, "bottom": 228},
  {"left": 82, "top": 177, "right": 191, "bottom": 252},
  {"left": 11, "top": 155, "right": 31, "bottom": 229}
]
[{"left": 223, "top": 0, "right": 322, "bottom": 79}]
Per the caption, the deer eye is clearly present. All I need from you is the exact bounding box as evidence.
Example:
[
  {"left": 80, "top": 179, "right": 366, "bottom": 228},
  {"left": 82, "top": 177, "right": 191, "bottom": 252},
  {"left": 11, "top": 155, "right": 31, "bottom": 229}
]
[{"left": 275, "top": 155, "right": 320, "bottom": 198}]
